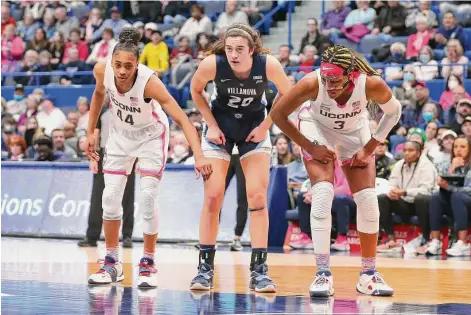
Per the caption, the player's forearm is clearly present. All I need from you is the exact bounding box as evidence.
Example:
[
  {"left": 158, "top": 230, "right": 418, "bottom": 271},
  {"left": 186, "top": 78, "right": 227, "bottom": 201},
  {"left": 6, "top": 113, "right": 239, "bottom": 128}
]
[
  {"left": 87, "top": 90, "right": 105, "bottom": 136},
  {"left": 372, "top": 96, "right": 401, "bottom": 143},
  {"left": 191, "top": 89, "right": 218, "bottom": 127},
  {"left": 180, "top": 119, "right": 204, "bottom": 158}
]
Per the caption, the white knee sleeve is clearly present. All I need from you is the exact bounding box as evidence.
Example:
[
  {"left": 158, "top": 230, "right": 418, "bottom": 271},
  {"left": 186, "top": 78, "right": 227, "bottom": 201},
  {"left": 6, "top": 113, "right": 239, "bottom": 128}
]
[
  {"left": 140, "top": 176, "right": 160, "bottom": 235},
  {"left": 102, "top": 174, "right": 127, "bottom": 220},
  {"left": 310, "top": 181, "right": 334, "bottom": 254},
  {"left": 353, "top": 188, "right": 379, "bottom": 234}
]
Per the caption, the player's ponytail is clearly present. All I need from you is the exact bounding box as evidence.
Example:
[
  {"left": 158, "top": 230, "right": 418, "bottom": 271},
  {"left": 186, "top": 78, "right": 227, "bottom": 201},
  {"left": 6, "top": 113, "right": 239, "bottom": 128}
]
[
  {"left": 113, "top": 26, "right": 141, "bottom": 59},
  {"left": 206, "top": 23, "right": 270, "bottom": 56}
]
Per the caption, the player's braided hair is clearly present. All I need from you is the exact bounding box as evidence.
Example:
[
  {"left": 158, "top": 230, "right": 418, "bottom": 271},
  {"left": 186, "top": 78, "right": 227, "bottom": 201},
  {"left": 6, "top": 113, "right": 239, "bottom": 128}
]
[
  {"left": 322, "top": 45, "right": 380, "bottom": 117},
  {"left": 113, "top": 26, "right": 141, "bottom": 59},
  {"left": 205, "top": 23, "right": 270, "bottom": 56}
]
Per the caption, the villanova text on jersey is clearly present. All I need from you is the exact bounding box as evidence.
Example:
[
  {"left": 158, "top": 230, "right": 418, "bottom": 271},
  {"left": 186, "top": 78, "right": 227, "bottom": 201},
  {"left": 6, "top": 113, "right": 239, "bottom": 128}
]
[{"left": 210, "top": 54, "right": 268, "bottom": 116}]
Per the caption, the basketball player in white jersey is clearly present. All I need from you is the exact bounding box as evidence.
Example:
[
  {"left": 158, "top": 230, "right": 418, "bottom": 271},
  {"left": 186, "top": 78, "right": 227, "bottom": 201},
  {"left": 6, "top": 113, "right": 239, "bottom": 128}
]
[
  {"left": 271, "top": 45, "right": 401, "bottom": 297},
  {"left": 85, "top": 27, "right": 212, "bottom": 288}
]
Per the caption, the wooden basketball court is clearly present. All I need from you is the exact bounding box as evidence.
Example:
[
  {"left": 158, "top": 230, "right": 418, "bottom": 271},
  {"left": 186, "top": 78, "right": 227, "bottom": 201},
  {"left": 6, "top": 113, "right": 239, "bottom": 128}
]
[{"left": 2, "top": 237, "right": 471, "bottom": 314}]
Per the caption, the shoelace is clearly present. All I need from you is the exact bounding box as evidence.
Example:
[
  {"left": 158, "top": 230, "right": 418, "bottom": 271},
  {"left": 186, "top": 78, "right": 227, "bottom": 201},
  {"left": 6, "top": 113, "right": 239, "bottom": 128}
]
[
  {"left": 314, "top": 274, "right": 330, "bottom": 287},
  {"left": 370, "top": 272, "right": 386, "bottom": 285},
  {"left": 138, "top": 262, "right": 158, "bottom": 276},
  {"left": 96, "top": 258, "right": 115, "bottom": 274}
]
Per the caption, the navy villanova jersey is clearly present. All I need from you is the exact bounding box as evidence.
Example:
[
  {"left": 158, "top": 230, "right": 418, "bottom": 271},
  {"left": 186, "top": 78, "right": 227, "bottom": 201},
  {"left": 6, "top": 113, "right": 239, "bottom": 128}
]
[
  {"left": 205, "top": 54, "right": 270, "bottom": 155},
  {"left": 210, "top": 54, "right": 268, "bottom": 116}
]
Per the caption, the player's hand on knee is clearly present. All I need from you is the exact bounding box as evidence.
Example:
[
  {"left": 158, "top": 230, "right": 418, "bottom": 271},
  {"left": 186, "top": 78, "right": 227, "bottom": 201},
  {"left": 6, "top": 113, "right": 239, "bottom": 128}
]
[
  {"left": 307, "top": 144, "right": 336, "bottom": 164},
  {"left": 350, "top": 148, "right": 371, "bottom": 168},
  {"left": 89, "top": 160, "right": 98, "bottom": 174},
  {"left": 194, "top": 156, "right": 213, "bottom": 181},
  {"left": 245, "top": 126, "right": 266, "bottom": 143},
  {"left": 206, "top": 126, "right": 226, "bottom": 146}
]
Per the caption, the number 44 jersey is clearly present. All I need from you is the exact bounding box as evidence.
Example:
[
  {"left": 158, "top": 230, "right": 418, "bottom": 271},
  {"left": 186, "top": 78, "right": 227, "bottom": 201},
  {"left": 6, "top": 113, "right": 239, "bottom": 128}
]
[
  {"left": 300, "top": 69, "right": 368, "bottom": 134},
  {"left": 103, "top": 59, "right": 169, "bottom": 157}
]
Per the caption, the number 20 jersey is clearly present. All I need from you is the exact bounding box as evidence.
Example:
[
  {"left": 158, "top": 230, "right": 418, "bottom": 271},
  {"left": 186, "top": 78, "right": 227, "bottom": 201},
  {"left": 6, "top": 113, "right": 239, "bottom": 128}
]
[
  {"left": 210, "top": 54, "right": 268, "bottom": 116},
  {"left": 300, "top": 69, "right": 368, "bottom": 133}
]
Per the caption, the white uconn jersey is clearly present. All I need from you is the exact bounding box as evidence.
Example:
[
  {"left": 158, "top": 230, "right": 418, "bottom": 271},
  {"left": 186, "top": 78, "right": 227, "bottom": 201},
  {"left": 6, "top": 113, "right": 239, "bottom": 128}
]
[
  {"left": 302, "top": 69, "right": 368, "bottom": 133},
  {"left": 104, "top": 59, "right": 163, "bottom": 133}
]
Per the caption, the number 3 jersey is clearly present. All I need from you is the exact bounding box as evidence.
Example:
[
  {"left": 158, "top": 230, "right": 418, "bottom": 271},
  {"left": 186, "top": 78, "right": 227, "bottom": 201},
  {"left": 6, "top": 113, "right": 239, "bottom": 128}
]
[
  {"left": 299, "top": 69, "right": 368, "bottom": 133},
  {"left": 103, "top": 59, "right": 169, "bottom": 157}
]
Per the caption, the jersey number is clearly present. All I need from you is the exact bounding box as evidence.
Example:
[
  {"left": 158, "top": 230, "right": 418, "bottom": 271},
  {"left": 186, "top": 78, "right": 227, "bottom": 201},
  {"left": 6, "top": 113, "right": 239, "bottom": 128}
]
[
  {"left": 117, "top": 109, "right": 134, "bottom": 126},
  {"left": 227, "top": 96, "right": 254, "bottom": 109},
  {"left": 333, "top": 120, "right": 345, "bottom": 130}
]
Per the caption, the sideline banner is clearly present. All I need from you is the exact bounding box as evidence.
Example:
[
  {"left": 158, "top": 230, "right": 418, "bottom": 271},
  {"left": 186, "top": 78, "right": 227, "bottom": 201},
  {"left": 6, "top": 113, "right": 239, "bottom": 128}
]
[{"left": 1, "top": 162, "right": 288, "bottom": 246}]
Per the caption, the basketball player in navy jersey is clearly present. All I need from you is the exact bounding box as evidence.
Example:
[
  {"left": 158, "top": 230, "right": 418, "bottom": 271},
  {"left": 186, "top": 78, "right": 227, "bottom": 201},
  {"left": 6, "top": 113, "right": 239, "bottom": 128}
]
[
  {"left": 84, "top": 27, "right": 212, "bottom": 288},
  {"left": 189, "top": 23, "right": 290, "bottom": 293},
  {"left": 271, "top": 45, "right": 401, "bottom": 297}
]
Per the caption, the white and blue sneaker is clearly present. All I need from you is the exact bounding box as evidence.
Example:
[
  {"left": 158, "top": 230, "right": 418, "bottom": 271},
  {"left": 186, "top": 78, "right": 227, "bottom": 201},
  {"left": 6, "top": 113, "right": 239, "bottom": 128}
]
[
  {"left": 309, "top": 271, "right": 334, "bottom": 297},
  {"left": 356, "top": 270, "right": 394, "bottom": 296},
  {"left": 137, "top": 258, "right": 158, "bottom": 288},
  {"left": 250, "top": 263, "right": 276, "bottom": 293},
  {"left": 190, "top": 263, "right": 214, "bottom": 291},
  {"left": 88, "top": 256, "right": 124, "bottom": 285}
]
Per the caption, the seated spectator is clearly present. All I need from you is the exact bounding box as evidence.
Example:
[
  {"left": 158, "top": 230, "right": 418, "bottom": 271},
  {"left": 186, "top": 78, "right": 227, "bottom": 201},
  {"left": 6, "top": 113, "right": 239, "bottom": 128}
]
[
  {"left": 298, "top": 18, "right": 329, "bottom": 55},
  {"left": 276, "top": 45, "right": 296, "bottom": 75},
  {"left": 378, "top": 141, "right": 435, "bottom": 253},
  {"left": 375, "top": 141, "right": 395, "bottom": 179},
  {"left": 344, "top": 0, "right": 376, "bottom": 33},
  {"left": 429, "top": 129, "right": 457, "bottom": 166},
  {"left": 394, "top": 128, "right": 427, "bottom": 160},
  {"left": 170, "top": 36, "right": 193, "bottom": 69},
  {"left": 392, "top": 64, "right": 416, "bottom": 106},
  {"left": 406, "top": 15, "right": 434, "bottom": 60},
  {"left": 1, "top": 24, "right": 25, "bottom": 73},
  {"left": 440, "top": 39, "right": 468, "bottom": 80},
  {"left": 84, "top": 8, "right": 103, "bottom": 43},
  {"left": 51, "top": 128, "right": 77, "bottom": 158},
  {"left": 34, "top": 135, "right": 59, "bottom": 161},
  {"left": 140, "top": 30, "right": 169, "bottom": 78},
  {"left": 401, "top": 81, "right": 438, "bottom": 128},
  {"left": 430, "top": 11, "right": 467, "bottom": 50},
  {"left": 48, "top": 31, "right": 66, "bottom": 67},
  {"left": 6, "top": 84, "right": 27, "bottom": 119},
  {"left": 23, "top": 116, "right": 42, "bottom": 149},
  {"left": 2, "top": 3, "right": 16, "bottom": 33},
  {"left": 163, "top": 0, "right": 192, "bottom": 25},
  {"left": 86, "top": 28, "right": 116, "bottom": 65},
  {"left": 59, "top": 47, "right": 91, "bottom": 85},
  {"left": 64, "top": 121, "right": 78, "bottom": 150},
  {"left": 423, "top": 121, "right": 440, "bottom": 154},
  {"left": 320, "top": 0, "right": 351, "bottom": 41},
  {"left": 26, "top": 28, "right": 50, "bottom": 54},
  {"left": 16, "top": 12, "right": 40, "bottom": 41},
  {"left": 76, "top": 135, "right": 87, "bottom": 159},
  {"left": 36, "top": 96, "right": 67, "bottom": 136},
  {"left": 1, "top": 117, "right": 19, "bottom": 157},
  {"left": 16, "top": 50, "right": 39, "bottom": 86},
  {"left": 76, "top": 97, "right": 90, "bottom": 130},
  {"left": 54, "top": 5, "right": 80, "bottom": 40},
  {"left": 239, "top": 0, "right": 273, "bottom": 26},
  {"left": 368, "top": 0, "right": 408, "bottom": 42},
  {"left": 287, "top": 143, "right": 309, "bottom": 201},
  {"left": 274, "top": 134, "right": 293, "bottom": 165},
  {"left": 178, "top": 4, "right": 213, "bottom": 42},
  {"left": 142, "top": 23, "right": 158, "bottom": 45},
  {"left": 442, "top": 76, "right": 471, "bottom": 114},
  {"left": 36, "top": 51, "right": 55, "bottom": 85},
  {"left": 214, "top": 0, "right": 249, "bottom": 37},
  {"left": 7, "top": 135, "right": 27, "bottom": 161},
  {"left": 194, "top": 33, "right": 212, "bottom": 61},
  {"left": 166, "top": 131, "right": 192, "bottom": 164},
  {"left": 63, "top": 28, "right": 89, "bottom": 64},
  {"left": 42, "top": 10, "right": 56, "bottom": 40},
  {"left": 419, "top": 103, "right": 443, "bottom": 130},
  {"left": 449, "top": 99, "right": 471, "bottom": 135},
  {"left": 440, "top": 1, "right": 471, "bottom": 27},
  {"left": 425, "top": 136, "right": 471, "bottom": 256},
  {"left": 132, "top": 21, "right": 146, "bottom": 52},
  {"left": 298, "top": 45, "right": 319, "bottom": 74},
  {"left": 405, "top": 0, "right": 438, "bottom": 32},
  {"left": 92, "top": 6, "right": 128, "bottom": 42},
  {"left": 412, "top": 46, "right": 439, "bottom": 81},
  {"left": 67, "top": 111, "right": 79, "bottom": 127},
  {"left": 384, "top": 42, "right": 409, "bottom": 81},
  {"left": 462, "top": 116, "right": 471, "bottom": 142},
  {"left": 17, "top": 95, "right": 40, "bottom": 134}
]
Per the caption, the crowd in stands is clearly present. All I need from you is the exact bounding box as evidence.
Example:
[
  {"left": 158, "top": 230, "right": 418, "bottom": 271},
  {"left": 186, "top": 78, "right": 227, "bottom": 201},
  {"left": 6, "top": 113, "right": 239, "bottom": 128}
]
[{"left": 1, "top": 0, "right": 471, "bottom": 256}]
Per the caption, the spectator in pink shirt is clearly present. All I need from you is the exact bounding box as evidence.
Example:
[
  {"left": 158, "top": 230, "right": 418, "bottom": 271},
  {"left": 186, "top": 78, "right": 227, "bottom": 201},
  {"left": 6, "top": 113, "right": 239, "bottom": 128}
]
[
  {"left": 406, "top": 15, "right": 434, "bottom": 60},
  {"left": 62, "top": 28, "right": 89, "bottom": 64},
  {"left": 1, "top": 24, "right": 24, "bottom": 73}
]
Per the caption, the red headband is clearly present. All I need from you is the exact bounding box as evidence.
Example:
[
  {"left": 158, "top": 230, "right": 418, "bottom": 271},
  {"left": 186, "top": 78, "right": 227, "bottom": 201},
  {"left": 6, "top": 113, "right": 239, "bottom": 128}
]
[{"left": 320, "top": 62, "right": 345, "bottom": 77}]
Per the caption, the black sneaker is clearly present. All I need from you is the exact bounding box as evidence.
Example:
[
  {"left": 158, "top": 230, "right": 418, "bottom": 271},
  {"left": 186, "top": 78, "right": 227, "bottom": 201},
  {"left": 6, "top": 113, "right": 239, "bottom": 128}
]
[
  {"left": 189, "top": 263, "right": 214, "bottom": 291},
  {"left": 123, "top": 237, "right": 133, "bottom": 248},
  {"left": 250, "top": 263, "right": 276, "bottom": 293},
  {"left": 78, "top": 238, "right": 97, "bottom": 247}
]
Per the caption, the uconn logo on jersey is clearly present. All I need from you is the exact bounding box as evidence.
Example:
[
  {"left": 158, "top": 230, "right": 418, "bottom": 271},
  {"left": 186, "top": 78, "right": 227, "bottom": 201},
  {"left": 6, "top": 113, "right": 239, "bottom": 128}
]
[{"left": 110, "top": 95, "right": 142, "bottom": 113}]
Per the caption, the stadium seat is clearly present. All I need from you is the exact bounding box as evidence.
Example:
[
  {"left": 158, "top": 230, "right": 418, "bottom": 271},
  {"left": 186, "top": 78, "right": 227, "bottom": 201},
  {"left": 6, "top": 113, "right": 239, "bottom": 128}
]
[
  {"left": 389, "top": 36, "right": 409, "bottom": 46},
  {"left": 463, "top": 28, "right": 471, "bottom": 50},
  {"left": 333, "top": 38, "right": 358, "bottom": 51},
  {"left": 285, "top": 208, "right": 300, "bottom": 221},
  {"left": 465, "top": 51, "right": 471, "bottom": 60},
  {"left": 433, "top": 49, "right": 445, "bottom": 61},
  {"left": 359, "top": 36, "right": 388, "bottom": 54}
]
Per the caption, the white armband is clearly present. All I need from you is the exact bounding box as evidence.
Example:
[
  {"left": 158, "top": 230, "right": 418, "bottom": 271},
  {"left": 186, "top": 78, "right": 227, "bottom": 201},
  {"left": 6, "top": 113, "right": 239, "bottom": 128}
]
[{"left": 372, "top": 95, "right": 402, "bottom": 143}]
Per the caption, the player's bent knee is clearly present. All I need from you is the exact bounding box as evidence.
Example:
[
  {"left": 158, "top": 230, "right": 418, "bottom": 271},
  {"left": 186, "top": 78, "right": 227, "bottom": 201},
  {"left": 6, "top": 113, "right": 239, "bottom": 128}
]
[
  {"left": 246, "top": 190, "right": 266, "bottom": 206},
  {"left": 102, "top": 184, "right": 124, "bottom": 220},
  {"left": 353, "top": 188, "right": 379, "bottom": 234},
  {"left": 140, "top": 176, "right": 160, "bottom": 235},
  {"left": 310, "top": 181, "right": 334, "bottom": 230},
  {"left": 204, "top": 189, "right": 225, "bottom": 213}
]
